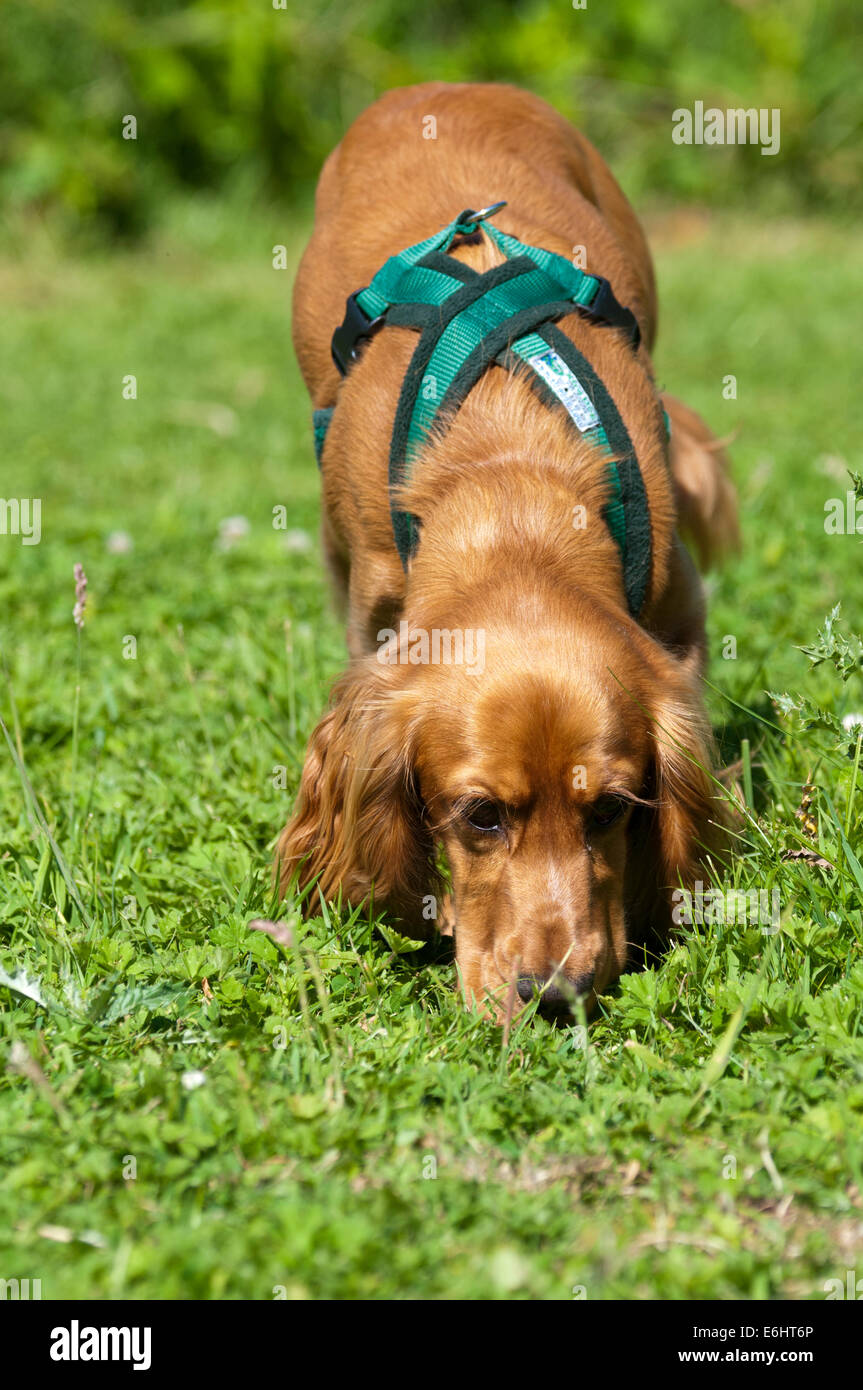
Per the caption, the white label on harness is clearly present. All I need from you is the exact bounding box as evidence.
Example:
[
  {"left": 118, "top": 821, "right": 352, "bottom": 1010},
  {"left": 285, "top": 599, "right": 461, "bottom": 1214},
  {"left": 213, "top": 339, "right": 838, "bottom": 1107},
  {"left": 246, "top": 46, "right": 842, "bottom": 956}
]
[{"left": 525, "top": 348, "right": 600, "bottom": 434}]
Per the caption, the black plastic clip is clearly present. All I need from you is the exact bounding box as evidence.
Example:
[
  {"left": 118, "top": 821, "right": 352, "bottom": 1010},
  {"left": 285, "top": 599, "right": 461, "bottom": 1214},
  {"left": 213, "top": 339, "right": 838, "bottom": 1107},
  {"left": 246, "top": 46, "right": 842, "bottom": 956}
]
[
  {"left": 582, "top": 276, "right": 641, "bottom": 351},
  {"left": 331, "top": 291, "right": 386, "bottom": 376}
]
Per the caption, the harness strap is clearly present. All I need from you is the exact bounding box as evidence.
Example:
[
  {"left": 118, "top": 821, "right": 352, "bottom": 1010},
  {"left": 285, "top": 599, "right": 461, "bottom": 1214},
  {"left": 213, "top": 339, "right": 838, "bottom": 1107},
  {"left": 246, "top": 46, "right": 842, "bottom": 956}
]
[
  {"left": 509, "top": 324, "right": 654, "bottom": 616},
  {"left": 388, "top": 256, "right": 579, "bottom": 562},
  {"left": 482, "top": 223, "right": 641, "bottom": 348},
  {"left": 312, "top": 407, "right": 334, "bottom": 466},
  {"left": 320, "top": 204, "right": 657, "bottom": 616}
]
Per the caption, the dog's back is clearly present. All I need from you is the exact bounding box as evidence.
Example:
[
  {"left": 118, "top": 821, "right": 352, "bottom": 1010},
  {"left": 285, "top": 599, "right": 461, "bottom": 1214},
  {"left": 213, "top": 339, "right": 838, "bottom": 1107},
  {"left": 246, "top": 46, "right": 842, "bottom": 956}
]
[{"left": 292, "top": 82, "right": 657, "bottom": 404}]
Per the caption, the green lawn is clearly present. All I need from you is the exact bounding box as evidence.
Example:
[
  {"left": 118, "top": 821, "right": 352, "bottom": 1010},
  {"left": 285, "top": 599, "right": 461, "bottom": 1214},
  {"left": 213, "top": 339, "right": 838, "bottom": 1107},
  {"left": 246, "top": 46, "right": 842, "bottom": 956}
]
[{"left": 1, "top": 202, "right": 861, "bottom": 1299}]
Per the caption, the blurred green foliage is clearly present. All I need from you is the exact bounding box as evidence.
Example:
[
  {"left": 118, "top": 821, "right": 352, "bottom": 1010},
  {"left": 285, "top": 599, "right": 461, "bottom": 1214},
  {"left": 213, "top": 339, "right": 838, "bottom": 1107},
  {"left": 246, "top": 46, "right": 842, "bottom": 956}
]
[{"left": 2, "top": 0, "right": 861, "bottom": 240}]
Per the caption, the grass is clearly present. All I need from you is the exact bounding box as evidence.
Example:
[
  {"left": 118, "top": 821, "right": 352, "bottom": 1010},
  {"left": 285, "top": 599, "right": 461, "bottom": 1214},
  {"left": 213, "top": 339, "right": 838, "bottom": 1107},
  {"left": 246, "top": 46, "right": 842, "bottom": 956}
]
[{"left": 0, "top": 198, "right": 862, "bottom": 1300}]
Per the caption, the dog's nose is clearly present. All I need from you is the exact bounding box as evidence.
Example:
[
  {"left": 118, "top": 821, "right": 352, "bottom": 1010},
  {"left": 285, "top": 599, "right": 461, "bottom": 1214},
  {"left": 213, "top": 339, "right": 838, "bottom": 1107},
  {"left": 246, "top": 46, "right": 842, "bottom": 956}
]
[{"left": 516, "top": 970, "right": 595, "bottom": 1016}]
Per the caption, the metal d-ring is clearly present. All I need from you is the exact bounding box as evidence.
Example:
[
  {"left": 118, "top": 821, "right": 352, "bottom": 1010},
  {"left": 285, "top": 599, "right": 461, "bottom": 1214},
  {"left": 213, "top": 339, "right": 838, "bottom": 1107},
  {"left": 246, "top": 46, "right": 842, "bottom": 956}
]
[{"left": 462, "top": 201, "right": 508, "bottom": 225}]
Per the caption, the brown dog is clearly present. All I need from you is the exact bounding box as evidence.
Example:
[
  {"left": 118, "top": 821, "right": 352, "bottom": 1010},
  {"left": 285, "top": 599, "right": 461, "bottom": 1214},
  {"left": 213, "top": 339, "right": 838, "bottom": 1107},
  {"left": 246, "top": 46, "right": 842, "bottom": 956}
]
[{"left": 277, "top": 82, "right": 737, "bottom": 1019}]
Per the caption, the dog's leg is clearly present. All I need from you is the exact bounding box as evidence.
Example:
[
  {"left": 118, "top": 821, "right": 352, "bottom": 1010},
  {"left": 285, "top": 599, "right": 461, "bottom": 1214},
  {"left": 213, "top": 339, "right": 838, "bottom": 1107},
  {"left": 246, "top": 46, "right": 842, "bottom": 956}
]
[
  {"left": 320, "top": 513, "right": 350, "bottom": 621},
  {"left": 346, "top": 549, "right": 406, "bottom": 660}
]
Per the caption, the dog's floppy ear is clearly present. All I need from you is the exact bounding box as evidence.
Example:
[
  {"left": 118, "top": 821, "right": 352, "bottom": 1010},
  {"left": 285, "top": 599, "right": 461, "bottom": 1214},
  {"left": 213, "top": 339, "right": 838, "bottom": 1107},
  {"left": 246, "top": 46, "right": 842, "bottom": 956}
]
[
  {"left": 661, "top": 392, "right": 739, "bottom": 569},
  {"left": 275, "top": 658, "right": 436, "bottom": 931},
  {"left": 649, "top": 678, "right": 721, "bottom": 885}
]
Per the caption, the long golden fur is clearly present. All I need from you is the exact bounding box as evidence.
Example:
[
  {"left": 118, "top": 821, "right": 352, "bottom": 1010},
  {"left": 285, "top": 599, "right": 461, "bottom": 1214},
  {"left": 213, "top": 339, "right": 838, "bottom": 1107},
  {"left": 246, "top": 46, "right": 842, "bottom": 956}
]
[{"left": 276, "top": 82, "right": 738, "bottom": 1019}]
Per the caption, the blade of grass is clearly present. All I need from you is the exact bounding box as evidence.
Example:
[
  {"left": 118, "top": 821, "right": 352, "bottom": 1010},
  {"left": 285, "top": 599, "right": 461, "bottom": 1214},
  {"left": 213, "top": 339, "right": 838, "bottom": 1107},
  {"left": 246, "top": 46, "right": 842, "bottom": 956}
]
[{"left": 0, "top": 712, "right": 91, "bottom": 942}]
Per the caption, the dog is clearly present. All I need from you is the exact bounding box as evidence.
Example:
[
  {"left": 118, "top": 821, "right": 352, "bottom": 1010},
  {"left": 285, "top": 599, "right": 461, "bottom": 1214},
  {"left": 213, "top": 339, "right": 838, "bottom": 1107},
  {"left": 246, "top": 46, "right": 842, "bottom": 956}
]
[{"left": 276, "top": 82, "right": 738, "bottom": 1020}]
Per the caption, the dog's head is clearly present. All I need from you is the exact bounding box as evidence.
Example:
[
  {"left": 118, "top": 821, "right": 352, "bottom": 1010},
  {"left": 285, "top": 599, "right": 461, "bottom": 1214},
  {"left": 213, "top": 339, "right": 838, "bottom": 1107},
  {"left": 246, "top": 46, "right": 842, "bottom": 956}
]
[{"left": 277, "top": 591, "right": 721, "bottom": 1021}]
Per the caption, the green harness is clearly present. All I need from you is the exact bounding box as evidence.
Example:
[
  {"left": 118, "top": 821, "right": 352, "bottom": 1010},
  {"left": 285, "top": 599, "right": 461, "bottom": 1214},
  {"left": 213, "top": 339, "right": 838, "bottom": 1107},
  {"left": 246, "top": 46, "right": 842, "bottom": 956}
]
[{"left": 315, "top": 202, "right": 664, "bottom": 616}]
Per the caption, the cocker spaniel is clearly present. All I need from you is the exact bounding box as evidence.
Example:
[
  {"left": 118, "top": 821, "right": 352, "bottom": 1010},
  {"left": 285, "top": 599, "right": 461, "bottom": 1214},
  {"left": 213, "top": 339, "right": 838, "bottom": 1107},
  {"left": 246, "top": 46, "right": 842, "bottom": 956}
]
[{"left": 276, "top": 82, "right": 738, "bottom": 1019}]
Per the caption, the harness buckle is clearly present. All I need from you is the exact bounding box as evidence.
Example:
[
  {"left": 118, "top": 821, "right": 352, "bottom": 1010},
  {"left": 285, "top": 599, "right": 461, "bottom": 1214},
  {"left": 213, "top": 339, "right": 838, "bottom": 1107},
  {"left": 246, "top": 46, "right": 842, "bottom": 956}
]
[
  {"left": 331, "top": 291, "right": 386, "bottom": 376},
  {"left": 582, "top": 275, "right": 641, "bottom": 350}
]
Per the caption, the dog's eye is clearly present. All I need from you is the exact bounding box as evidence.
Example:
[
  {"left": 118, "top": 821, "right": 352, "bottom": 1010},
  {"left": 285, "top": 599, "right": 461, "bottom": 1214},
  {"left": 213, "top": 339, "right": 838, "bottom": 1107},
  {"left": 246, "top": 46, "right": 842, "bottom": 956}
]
[
  {"left": 464, "top": 799, "right": 502, "bottom": 832},
  {"left": 589, "top": 795, "right": 627, "bottom": 830}
]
